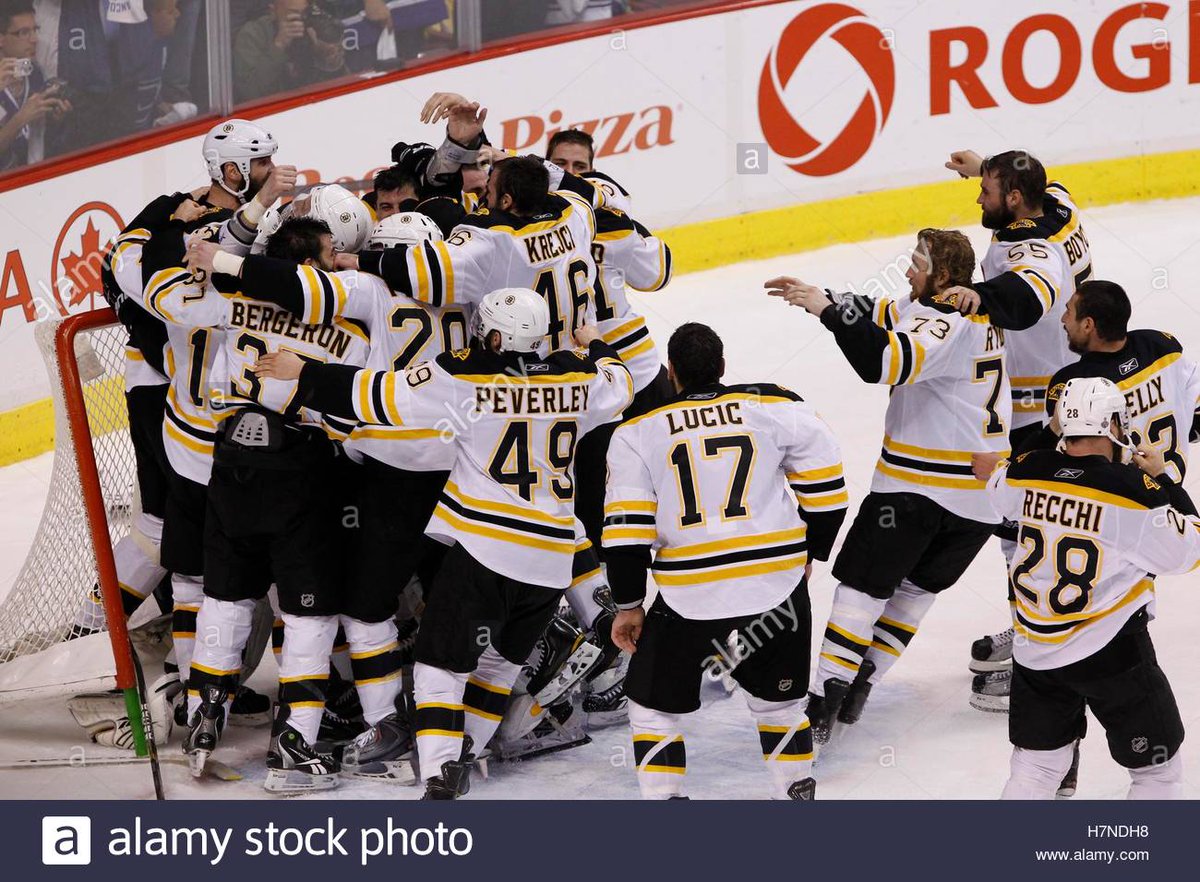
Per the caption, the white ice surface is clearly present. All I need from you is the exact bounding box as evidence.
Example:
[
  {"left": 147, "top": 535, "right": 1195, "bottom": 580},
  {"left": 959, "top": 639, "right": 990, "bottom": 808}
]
[{"left": 1, "top": 197, "right": 1199, "bottom": 799}]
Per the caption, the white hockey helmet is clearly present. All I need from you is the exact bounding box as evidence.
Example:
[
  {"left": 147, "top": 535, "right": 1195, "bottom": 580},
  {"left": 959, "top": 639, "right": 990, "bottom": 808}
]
[
  {"left": 475, "top": 288, "right": 550, "bottom": 353},
  {"left": 202, "top": 119, "right": 278, "bottom": 200},
  {"left": 305, "top": 184, "right": 373, "bottom": 254},
  {"left": 366, "top": 212, "right": 444, "bottom": 250},
  {"left": 1057, "top": 376, "right": 1135, "bottom": 455}
]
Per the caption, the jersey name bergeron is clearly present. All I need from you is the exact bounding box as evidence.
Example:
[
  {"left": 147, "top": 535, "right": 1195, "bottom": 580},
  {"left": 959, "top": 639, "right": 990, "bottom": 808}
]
[
  {"left": 228, "top": 301, "right": 355, "bottom": 359},
  {"left": 1021, "top": 489, "right": 1103, "bottom": 534}
]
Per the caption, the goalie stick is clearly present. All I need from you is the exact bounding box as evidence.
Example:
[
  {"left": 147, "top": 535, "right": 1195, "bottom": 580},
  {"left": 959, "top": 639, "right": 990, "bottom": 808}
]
[{"left": 0, "top": 755, "right": 243, "bottom": 781}]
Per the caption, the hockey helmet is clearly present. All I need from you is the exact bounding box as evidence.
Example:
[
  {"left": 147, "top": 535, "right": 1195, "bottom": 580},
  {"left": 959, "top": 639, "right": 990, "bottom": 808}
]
[
  {"left": 1056, "top": 376, "right": 1135, "bottom": 457},
  {"left": 305, "top": 184, "right": 373, "bottom": 254},
  {"left": 202, "top": 119, "right": 278, "bottom": 200},
  {"left": 366, "top": 212, "right": 444, "bottom": 250},
  {"left": 475, "top": 288, "right": 550, "bottom": 353}
]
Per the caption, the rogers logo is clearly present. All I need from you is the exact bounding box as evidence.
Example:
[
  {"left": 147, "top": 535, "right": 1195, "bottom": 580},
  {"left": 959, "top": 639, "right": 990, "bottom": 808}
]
[{"left": 758, "top": 4, "right": 894, "bottom": 177}]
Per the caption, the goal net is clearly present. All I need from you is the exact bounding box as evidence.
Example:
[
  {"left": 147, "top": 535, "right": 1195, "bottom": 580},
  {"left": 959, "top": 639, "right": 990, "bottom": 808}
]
[{"left": 0, "top": 309, "right": 142, "bottom": 707}]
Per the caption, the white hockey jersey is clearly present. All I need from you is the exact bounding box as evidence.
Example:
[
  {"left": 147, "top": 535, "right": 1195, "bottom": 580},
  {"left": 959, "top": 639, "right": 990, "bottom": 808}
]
[
  {"left": 823, "top": 292, "right": 1012, "bottom": 523},
  {"left": 987, "top": 449, "right": 1200, "bottom": 669},
  {"left": 293, "top": 343, "right": 635, "bottom": 588},
  {"left": 592, "top": 207, "right": 672, "bottom": 394},
  {"left": 603, "top": 384, "right": 848, "bottom": 620},
  {"left": 236, "top": 255, "right": 471, "bottom": 471},
  {"left": 357, "top": 191, "right": 597, "bottom": 354},
  {"left": 979, "top": 182, "right": 1093, "bottom": 429}
]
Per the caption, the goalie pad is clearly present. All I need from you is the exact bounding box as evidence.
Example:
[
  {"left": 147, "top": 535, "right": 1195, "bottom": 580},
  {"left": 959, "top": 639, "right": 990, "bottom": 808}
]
[{"left": 67, "top": 673, "right": 177, "bottom": 749}]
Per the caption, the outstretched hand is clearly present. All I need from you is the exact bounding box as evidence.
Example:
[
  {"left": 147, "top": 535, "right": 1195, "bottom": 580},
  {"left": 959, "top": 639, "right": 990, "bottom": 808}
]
[
  {"left": 764, "top": 276, "right": 830, "bottom": 317},
  {"left": 253, "top": 351, "right": 306, "bottom": 382}
]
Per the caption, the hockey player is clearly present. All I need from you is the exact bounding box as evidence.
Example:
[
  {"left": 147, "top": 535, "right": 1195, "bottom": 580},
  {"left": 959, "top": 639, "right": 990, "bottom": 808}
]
[
  {"left": 604, "top": 323, "right": 848, "bottom": 799},
  {"left": 766, "top": 228, "right": 1011, "bottom": 742},
  {"left": 986, "top": 377, "right": 1200, "bottom": 799},
  {"left": 253, "top": 288, "right": 635, "bottom": 798},
  {"left": 337, "top": 155, "right": 599, "bottom": 353},
  {"left": 189, "top": 210, "right": 467, "bottom": 780},
  {"left": 943, "top": 149, "right": 1095, "bottom": 679},
  {"left": 99, "top": 122, "right": 294, "bottom": 734},
  {"left": 971, "top": 280, "right": 1200, "bottom": 712},
  {"left": 154, "top": 216, "right": 370, "bottom": 792}
]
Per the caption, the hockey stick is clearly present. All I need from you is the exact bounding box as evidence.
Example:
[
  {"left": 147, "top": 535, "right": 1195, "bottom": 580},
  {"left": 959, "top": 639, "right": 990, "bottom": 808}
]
[
  {"left": 0, "top": 756, "right": 243, "bottom": 781},
  {"left": 128, "top": 638, "right": 165, "bottom": 800}
]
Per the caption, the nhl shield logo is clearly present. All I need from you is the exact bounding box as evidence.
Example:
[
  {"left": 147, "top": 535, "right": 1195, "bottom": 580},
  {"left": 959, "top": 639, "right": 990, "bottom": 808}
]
[
  {"left": 1131, "top": 736, "right": 1149, "bottom": 754},
  {"left": 301, "top": 593, "right": 315, "bottom": 608},
  {"left": 778, "top": 679, "right": 793, "bottom": 692}
]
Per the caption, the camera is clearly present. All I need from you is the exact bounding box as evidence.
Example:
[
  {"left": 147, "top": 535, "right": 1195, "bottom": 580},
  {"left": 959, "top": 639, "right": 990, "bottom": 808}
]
[
  {"left": 304, "top": 7, "right": 344, "bottom": 45},
  {"left": 39, "top": 78, "right": 75, "bottom": 104},
  {"left": 12, "top": 58, "right": 34, "bottom": 78}
]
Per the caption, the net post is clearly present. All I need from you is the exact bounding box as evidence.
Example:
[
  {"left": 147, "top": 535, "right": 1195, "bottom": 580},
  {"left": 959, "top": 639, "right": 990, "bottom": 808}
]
[{"left": 54, "top": 309, "right": 148, "bottom": 756}]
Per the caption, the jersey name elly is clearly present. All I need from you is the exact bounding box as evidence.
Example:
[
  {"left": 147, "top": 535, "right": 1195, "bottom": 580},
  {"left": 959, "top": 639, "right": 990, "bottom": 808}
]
[
  {"left": 666, "top": 400, "right": 745, "bottom": 435},
  {"left": 523, "top": 225, "right": 577, "bottom": 264},
  {"left": 228, "top": 300, "right": 355, "bottom": 359},
  {"left": 1021, "top": 489, "right": 1103, "bottom": 534},
  {"left": 474, "top": 381, "right": 590, "bottom": 415},
  {"left": 1124, "top": 376, "right": 1165, "bottom": 419}
]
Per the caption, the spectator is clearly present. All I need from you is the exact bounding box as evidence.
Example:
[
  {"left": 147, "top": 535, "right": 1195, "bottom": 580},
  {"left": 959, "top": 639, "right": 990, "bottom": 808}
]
[
  {"left": 233, "top": 0, "right": 350, "bottom": 105},
  {"left": 160, "top": 0, "right": 201, "bottom": 106},
  {"left": 332, "top": 1, "right": 447, "bottom": 71},
  {"left": 545, "top": 0, "right": 613, "bottom": 25},
  {"left": 0, "top": 0, "right": 69, "bottom": 170}
]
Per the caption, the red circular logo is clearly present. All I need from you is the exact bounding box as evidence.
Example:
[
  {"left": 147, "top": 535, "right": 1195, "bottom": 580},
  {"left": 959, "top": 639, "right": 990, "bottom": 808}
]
[
  {"left": 50, "top": 201, "right": 125, "bottom": 316},
  {"left": 759, "top": 4, "right": 895, "bottom": 177}
]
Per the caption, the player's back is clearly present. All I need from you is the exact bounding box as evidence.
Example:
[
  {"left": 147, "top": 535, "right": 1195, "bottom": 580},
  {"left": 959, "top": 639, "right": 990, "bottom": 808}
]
[
  {"left": 1046, "top": 329, "right": 1200, "bottom": 483},
  {"left": 606, "top": 384, "right": 846, "bottom": 619},
  {"left": 452, "top": 191, "right": 596, "bottom": 352},
  {"left": 991, "top": 448, "right": 1200, "bottom": 670},
  {"left": 872, "top": 298, "right": 1012, "bottom": 523},
  {"left": 385, "top": 342, "right": 631, "bottom": 587}
]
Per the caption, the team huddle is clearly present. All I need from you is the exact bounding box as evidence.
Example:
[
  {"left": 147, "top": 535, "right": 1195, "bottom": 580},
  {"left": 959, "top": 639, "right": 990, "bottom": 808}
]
[{"left": 75, "top": 90, "right": 1200, "bottom": 800}]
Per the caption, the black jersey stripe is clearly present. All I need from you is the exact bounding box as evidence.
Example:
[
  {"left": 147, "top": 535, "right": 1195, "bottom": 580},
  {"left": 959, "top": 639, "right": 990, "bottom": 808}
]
[
  {"left": 371, "top": 373, "right": 387, "bottom": 426},
  {"left": 895, "top": 333, "right": 915, "bottom": 385},
  {"left": 1013, "top": 608, "right": 1077, "bottom": 635},
  {"left": 603, "top": 512, "right": 657, "bottom": 528},
  {"left": 652, "top": 541, "right": 808, "bottom": 572},
  {"left": 316, "top": 269, "right": 337, "bottom": 326},
  {"left": 424, "top": 241, "right": 444, "bottom": 307},
  {"left": 611, "top": 325, "right": 651, "bottom": 352},
  {"left": 438, "top": 492, "right": 576, "bottom": 541},
  {"left": 165, "top": 405, "right": 216, "bottom": 442},
  {"left": 789, "top": 477, "right": 846, "bottom": 494},
  {"left": 879, "top": 449, "right": 976, "bottom": 477}
]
